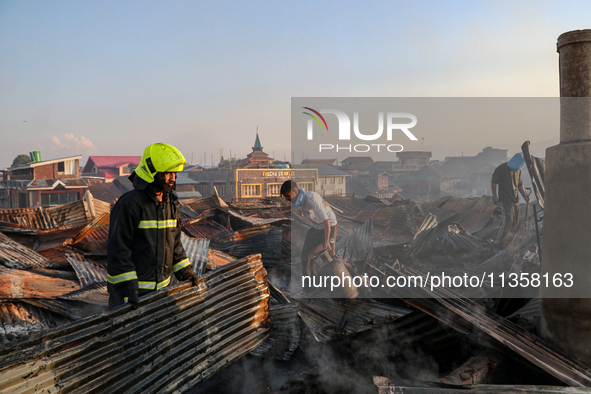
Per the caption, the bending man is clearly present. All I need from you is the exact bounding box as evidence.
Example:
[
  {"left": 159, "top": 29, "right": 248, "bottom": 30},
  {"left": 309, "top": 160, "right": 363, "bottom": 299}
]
[{"left": 281, "top": 180, "right": 337, "bottom": 278}]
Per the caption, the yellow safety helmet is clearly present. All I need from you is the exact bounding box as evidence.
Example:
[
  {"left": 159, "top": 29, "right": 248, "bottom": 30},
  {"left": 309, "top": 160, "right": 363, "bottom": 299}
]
[{"left": 135, "top": 143, "right": 186, "bottom": 183}]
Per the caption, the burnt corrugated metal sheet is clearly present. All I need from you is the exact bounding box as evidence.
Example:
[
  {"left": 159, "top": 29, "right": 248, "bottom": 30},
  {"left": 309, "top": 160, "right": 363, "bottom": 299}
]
[
  {"left": 0, "top": 207, "right": 57, "bottom": 230},
  {"left": 57, "top": 285, "right": 108, "bottom": 306},
  {"left": 298, "top": 298, "right": 411, "bottom": 342},
  {"left": 62, "top": 211, "right": 110, "bottom": 246},
  {"left": 73, "top": 224, "right": 109, "bottom": 252},
  {"left": 0, "top": 232, "right": 55, "bottom": 269},
  {"left": 65, "top": 253, "right": 107, "bottom": 288},
  {"left": 181, "top": 197, "right": 218, "bottom": 214},
  {"left": 182, "top": 217, "right": 231, "bottom": 240},
  {"left": 37, "top": 245, "right": 77, "bottom": 264},
  {"left": 335, "top": 218, "right": 373, "bottom": 262},
  {"left": 90, "top": 196, "right": 112, "bottom": 217},
  {"left": 210, "top": 224, "right": 283, "bottom": 266},
  {"left": 409, "top": 217, "right": 482, "bottom": 259},
  {"left": 251, "top": 302, "right": 300, "bottom": 361},
  {"left": 238, "top": 209, "right": 290, "bottom": 219},
  {"left": 226, "top": 208, "right": 289, "bottom": 226},
  {"left": 0, "top": 267, "right": 81, "bottom": 299},
  {"left": 324, "top": 196, "right": 380, "bottom": 214},
  {"left": 180, "top": 233, "right": 210, "bottom": 275},
  {"left": 21, "top": 298, "right": 87, "bottom": 320},
  {"left": 208, "top": 247, "right": 238, "bottom": 268},
  {"left": 45, "top": 200, "right": 91, "bottom": 227},
  {"left": 394, "top": 268, "right": 591, "bottom": 387},
  {"left": 0, "top": 254, "right": 270, "bottom": 394},
  {"left": 419, "top": 196, "right": 496, "bottom": 235}
]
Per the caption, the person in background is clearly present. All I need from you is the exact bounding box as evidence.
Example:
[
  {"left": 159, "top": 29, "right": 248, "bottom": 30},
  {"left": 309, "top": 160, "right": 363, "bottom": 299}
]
[
  {"left": 280, "top": 180, "right": 337, "bottom": 278},
  {"left": 107, "top": 143, "right": 198, "bottom": 309},
  {"left": 491, "top": 152, "right": 530, "bottom": 245}
]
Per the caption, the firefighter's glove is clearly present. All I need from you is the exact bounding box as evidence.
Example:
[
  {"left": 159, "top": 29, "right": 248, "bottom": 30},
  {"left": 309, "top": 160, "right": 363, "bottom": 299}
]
[
  {"left": 108, "top": 280, "right": 139, "bottom": 310},
  {"left": 180, "top": 267, "right": 199, "bottom": 286}
]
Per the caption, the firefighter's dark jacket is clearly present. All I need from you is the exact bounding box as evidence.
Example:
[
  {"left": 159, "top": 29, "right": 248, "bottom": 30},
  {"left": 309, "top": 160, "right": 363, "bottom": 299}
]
[{"left": 107, "top": 172, "right": 190, "bottom": 295}]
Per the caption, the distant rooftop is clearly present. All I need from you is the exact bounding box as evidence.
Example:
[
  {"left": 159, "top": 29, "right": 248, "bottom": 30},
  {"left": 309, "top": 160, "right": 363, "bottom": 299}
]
[
  {"left": 293, "top": 164, "right": 349, "bottom": 176},
  {"left": 11, "top": 155, "right": 82, "bottom": 170}
]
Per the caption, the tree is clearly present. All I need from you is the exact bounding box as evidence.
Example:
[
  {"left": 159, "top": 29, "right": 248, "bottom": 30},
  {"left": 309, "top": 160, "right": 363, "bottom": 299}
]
[{"left": 11, "top": 154, "right": 30, "bottom": 167}]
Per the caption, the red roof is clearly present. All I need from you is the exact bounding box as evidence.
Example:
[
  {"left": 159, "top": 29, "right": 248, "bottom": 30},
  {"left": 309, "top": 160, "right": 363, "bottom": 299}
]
[
  {"left": 83, "top": 156, "right": 141, "bottom": 173},
  {"left": 87, "top": 156, "right": 141, "bottom": 167}
]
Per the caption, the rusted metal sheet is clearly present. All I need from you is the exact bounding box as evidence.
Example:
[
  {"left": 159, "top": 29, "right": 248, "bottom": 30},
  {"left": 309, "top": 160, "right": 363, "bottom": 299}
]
[
  {"left": 0, "top": 267, "right": 81, "bottom": 299},
  {"left": 45, "top": 200, "right": 91, "bottom": 227},
  {"left": 208, "top": 247, "right": 237, "bottom": 269},
  {"left": 0, "top": 194, "right": 109, "bottom": 233},
  {"left": 72, "top": 224, "right": 109, "bottom": 252},
  {"left": 37, "top": 245, "right": 77, "bottom": 264},
  {"left": 65, "top": 253, "right": 107, "bottom": 288},
  {"left": 57, "top": 286, "right": 108, "bottom": 306},
  {"left": 89, "top": 196, "right": 112, "bottom": 217},
  {"left": 0, "top": 232, "right": 55, "bottom": 269},
  {"left": 61, "top": 211, "right": 110, "bottom": 246},
  {"left": 0, "top": 254, "right": 270, "bottom": 393},
  {"left": 0, "top": 207, "right": 57, "bottom": 230}
]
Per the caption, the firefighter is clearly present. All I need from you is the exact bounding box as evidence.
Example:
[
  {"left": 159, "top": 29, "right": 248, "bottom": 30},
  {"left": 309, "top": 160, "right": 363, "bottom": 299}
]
[{"left": 107, "top": 143, "right": 198, "bottom": 310}]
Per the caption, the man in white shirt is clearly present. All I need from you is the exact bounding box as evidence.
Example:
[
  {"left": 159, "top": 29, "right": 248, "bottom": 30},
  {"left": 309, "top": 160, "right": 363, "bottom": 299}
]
[{"left": 281, "top": 180, "right": 337, "bottom": 277}]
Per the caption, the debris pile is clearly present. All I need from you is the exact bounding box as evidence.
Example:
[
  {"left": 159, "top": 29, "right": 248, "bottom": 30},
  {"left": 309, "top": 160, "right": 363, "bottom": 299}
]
[{"left": 2, "top": 150, "right": 590, "bottom": 394}]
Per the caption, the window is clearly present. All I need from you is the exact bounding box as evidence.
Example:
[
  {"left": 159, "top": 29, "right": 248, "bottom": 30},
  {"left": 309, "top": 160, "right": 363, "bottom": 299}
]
[
  {"left": 196, "top": 183, "right": 210, "bottom": 196},
  {"left": 121, "top": 164, "right": 137, "bottom": 175},
  {"left": 298, "top": 182, "right": 314, "bottom": 191},
  {"left": 41, "top": 192, "right": 79, "bottom": 206},
  {"left": 213, "top": 183, "right": 227, "bottom": 196},
  {"left": 57, "top": 160, "right": 76, "bottom": 175},
  {"left": 242, "top": 184, "right": 261, "bottom": 197},
  {"left": 320, "top": 178, "right": 326, "bottom": 184},
  {"left": 328, "top": 177, "right": 335, "bottom": 184},
  {"left": 267, "top": 183, "right": 282, "bottom": 196},
  {"left": 337, "top": 177, "right": 343, "bottom": 184}
]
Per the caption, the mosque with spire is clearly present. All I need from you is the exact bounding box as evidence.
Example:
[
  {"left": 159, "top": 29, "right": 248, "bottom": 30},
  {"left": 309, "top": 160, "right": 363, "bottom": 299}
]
[
  {"left": 186, "top": 131, "right": 317, "bottom": 200},
  {"left": 237, "top": 131, "right": 276, "bottom": 169}
]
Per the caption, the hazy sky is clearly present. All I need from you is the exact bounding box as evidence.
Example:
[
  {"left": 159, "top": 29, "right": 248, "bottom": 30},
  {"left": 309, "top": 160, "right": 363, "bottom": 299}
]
[{"left": 1, "top": 0, "right": 590, "bottom": 168}]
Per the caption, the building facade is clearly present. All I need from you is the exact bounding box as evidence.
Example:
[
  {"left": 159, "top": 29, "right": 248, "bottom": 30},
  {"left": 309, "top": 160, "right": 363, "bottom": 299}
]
[{"left": 2, "top": 155, "right": 87, "bottom": 208}]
